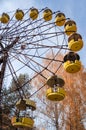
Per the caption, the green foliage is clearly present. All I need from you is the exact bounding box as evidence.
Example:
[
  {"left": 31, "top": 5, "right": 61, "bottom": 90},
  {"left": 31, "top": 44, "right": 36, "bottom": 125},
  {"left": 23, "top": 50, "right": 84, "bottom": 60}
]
[{"left": 1, "top": 73, "right": 31, "bottom": 130}]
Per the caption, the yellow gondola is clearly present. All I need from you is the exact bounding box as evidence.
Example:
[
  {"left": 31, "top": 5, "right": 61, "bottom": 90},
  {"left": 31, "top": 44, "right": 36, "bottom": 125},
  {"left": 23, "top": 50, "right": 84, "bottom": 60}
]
[
  {"left": 46, "top": 75, "right": 65, "bottom": 87},
  {"left": 64, "top": 60, "right": 81, "bottom": 73},
  {"left": 11, "top": 117, "right": 34, "bottom": 128},
  {"left": 46, "top": 87, "right": 65, "bottom": 101},
  {"left": 68, "top": 33, "right": 83, "bottom": 51},
  {"left": 55, "top": 12, "right": 66, "bottom": 26},
  {"left": 64, "top": 20, "right": 77, "bottom": 36},
  {"left": 15, "top": 9, "right": 24, "bottom": 20},
  {"left": 1, "top": 13, "right": 10, "bottom": 24},
  {"left": 43, "top": 8, "right": 52, "bottom": 21},
  {"left": 46, "top": 75, "right": 65, "bottom": 101},
  {"left": 12, "top": 98, "right": 36, "bottom": 128},
  {"left": 16, "top": 99, "right": 36, "bottom": 111},
  {"left": 63, "top": 52, "right": 81, "bottom": 73},
  {"left": 29, "top": 8, "right": 38, "bottom": 20}
]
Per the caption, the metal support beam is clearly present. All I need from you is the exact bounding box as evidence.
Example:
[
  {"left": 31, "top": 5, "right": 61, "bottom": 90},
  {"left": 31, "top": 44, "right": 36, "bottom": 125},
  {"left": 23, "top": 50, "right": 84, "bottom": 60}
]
[{"left": 0, "top": 36, "right": 19, "bottom": 129}]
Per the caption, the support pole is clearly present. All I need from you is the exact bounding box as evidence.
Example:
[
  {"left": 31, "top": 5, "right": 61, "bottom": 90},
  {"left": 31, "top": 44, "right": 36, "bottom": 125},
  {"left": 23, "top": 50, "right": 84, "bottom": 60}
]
[
  {"left": 0, "top": 36, "right": 19, "bottom": 129},
  {"left": 0, "top": 51, "right": 8, "bottom": 130}
]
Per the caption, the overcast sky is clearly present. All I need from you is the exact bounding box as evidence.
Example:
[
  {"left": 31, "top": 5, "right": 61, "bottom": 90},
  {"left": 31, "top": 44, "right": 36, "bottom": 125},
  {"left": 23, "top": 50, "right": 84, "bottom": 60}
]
[{"left": 0, "top": 0, "right": 86, "bottom": 66}]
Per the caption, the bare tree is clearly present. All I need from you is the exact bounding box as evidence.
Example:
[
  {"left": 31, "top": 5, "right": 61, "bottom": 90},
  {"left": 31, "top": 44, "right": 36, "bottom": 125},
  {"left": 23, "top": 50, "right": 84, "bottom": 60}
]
[{"left": 33, "top": 52, "right": 86, "bottom": 130}]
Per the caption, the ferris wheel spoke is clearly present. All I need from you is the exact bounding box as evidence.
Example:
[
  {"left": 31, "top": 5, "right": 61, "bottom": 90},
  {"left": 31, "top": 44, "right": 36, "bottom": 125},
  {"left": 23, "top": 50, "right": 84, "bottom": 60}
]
[
  {"left": 11, "top": 44, "right": 64, "bottom": 63},
  {"left": 8, "top": 52, "right": 48, "bottom": 79},
  {"left": 3, "top": 10, "right": 59, "bottom": 39},
  {"left": 4, "top": 9, "right": 31, "bottom": 34},
  {"left": 7, "top": 58, "right": 26, "bottom": 98},
  {"left": 5, "top": 9, "right": 45, "bottom": 35}
]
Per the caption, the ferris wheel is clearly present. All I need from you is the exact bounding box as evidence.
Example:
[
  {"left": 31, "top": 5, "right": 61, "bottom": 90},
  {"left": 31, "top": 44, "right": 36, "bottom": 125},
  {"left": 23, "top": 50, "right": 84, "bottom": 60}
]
[{"left": 0, "top": 7, "right": 83, "bottom": 129}]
